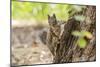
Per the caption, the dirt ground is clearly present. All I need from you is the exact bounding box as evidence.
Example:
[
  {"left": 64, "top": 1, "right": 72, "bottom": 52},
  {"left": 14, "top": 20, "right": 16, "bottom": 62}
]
[{"left": 12, "top": 42, "right": 53, "bottom": 66}]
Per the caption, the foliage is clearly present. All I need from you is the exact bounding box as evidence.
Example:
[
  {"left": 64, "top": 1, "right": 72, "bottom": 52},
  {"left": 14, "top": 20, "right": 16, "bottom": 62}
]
[
  {"left": 77, "top": 38, "right": 87, "bottom": 48},
  {"left": 74, "top": 15, "right": 86, "bottom": 22},
  {"left": 72, "top": 30, "right": 93, "bottom": 48},
  {"left": 12, "top": 1, "right": 85, "bottom": 22}
]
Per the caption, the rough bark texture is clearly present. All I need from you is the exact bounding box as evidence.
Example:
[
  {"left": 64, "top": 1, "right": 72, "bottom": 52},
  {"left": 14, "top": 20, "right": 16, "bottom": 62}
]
[{"left": 46, "top": 6, "right": 96, "bottom": 63}]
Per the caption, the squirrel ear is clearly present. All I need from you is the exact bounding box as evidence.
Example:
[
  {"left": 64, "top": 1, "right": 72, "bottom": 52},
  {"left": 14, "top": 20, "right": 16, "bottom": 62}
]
[{"left": 48, "top": 15, "right": 50, "bottom": 19}]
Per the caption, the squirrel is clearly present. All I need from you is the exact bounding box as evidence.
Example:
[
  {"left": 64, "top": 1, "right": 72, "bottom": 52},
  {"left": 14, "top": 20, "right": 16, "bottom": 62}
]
[{"left": 46, "top": 14, "right": 66, "bottom": 56}]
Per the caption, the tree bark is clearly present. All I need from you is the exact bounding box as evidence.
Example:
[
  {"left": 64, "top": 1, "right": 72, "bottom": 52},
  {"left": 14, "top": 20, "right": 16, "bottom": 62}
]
[{"left": 47, "top": 6, "right": 96, "bottom": 63}]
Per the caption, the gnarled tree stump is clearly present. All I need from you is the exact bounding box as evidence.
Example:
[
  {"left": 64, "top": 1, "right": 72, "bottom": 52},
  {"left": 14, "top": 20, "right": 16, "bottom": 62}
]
[{"left": 46, "top": 6, "right": 96, "bottom": 63}]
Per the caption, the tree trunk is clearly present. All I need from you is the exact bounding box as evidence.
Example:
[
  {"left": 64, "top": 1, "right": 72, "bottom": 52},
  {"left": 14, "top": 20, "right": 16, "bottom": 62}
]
[{"left": 47, "top": 6, "right": 96, "bottom": 63}]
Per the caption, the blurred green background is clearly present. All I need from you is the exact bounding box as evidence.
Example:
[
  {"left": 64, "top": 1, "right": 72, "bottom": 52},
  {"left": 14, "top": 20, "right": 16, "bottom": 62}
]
[{"left": 12, "top": 1, "right": 85, "bottom": 22}]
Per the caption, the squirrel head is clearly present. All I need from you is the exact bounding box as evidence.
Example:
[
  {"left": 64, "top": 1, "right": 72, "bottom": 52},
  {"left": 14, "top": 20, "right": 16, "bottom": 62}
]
[{"left": 48, "top": 14, "right": 57, "bottom": 26}]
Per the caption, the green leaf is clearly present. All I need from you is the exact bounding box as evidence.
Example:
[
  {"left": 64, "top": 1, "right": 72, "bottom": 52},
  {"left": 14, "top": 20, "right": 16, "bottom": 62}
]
[
  {"left": 81, "top": 31, "right": 93, "bottom": 39},
  {"left": 72, "top": 5, "right": 82, "bottom": 12},
  {"left": 74, "top": 15, "right": 86, "bottom": 22},
  {"left": 72, "top": 31, "right": 81, "bottom": 37},
  {"left": 77, "top": 38, "right": 87, "bottom": 48}
]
